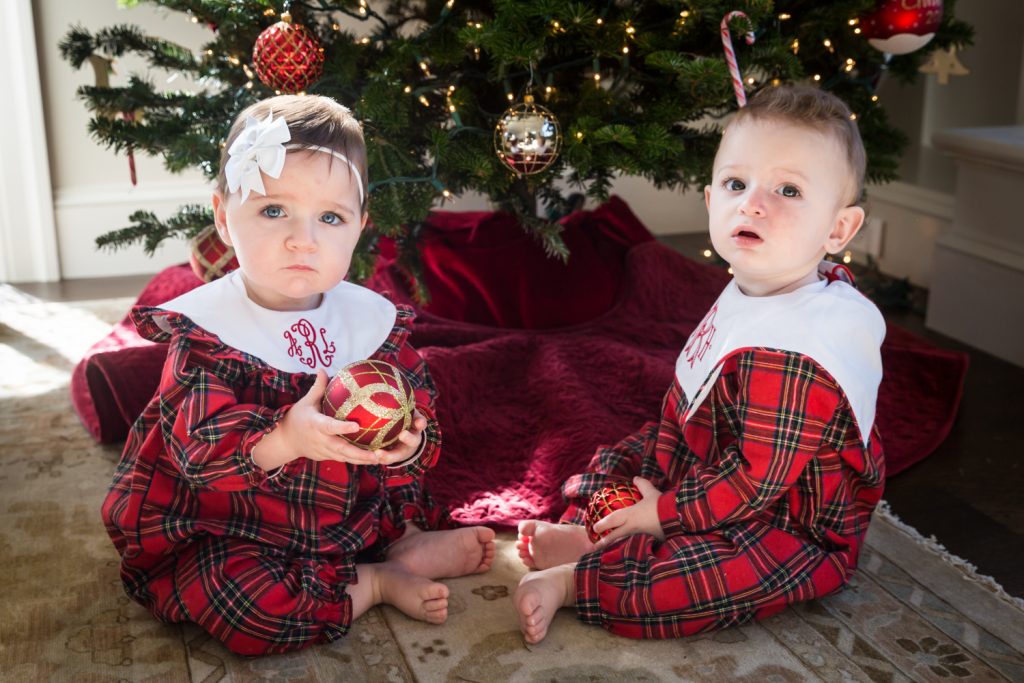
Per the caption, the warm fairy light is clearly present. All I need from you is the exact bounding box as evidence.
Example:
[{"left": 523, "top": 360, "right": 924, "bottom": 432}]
[
  {"left": 358, "top": 0, "right": 367, "bottom": 16},
  {"left": 475, "top": 23, "right": 482, "bottom": 29},
  {"left": 854, "top": 27, "right": 862, "bottom": 34},
  {"left": 702, "top": 249, "right": 713, "bottom": 258},
  {"left": 596, "top": 18, "right": 603, "bottom": 25},
  {"left": 746, "top": 77, "right": 755, "bottom": 85},
  {"left": 813, "top": 74, "right": 821, "bottom": 81},
  {"left": 242, "top": 64, "right": 254, "bottom": 78},
  {"left": 442, "top": 189, "right": 452, "bottom": 198},
  {"left": 791, "top": 38, "right": 799, "bottom": 54},
  {"left": 446, "top": 0, "right": 455, "bottom": 8},
  {"left": 245, "top": 81, "right": 254, "bottom": 89},
  {"left": 473, "top": 47, "right": 480, "bottom": 57},
  {"left": 778, "top": 13, "right": 791, "bottom": 20},
  {"left": 843, "top": 251, "right": 853, "bottom": 264},
  {"left": 545, "top": 85, "right": 553, "bottom": 94},
  {"left": 359, "top": 36, "right": 371, "bottom": 44},
  {"left": 849, "top": 18, "right": 859, "bottom": 25},
  {"left": 849, "top": 113, "right": 857, "bottom": 120},
  {"left": 823, "top": 39, "right": 832, "bottom": 48},
  {"left": 227, "top": 56, "right": 240, "bottom": 65},
  {"left": 419, "top": 61, "right": 429, "bottom": 71},
  {"left": 622, "top": 46, "right": 629, "bottom": 54},
  {"left": 771, "top": 78, "right": 781, "bottom": 86},
  {"left": 871, "top": 95, "right": 879, "bottom": 102},
  {"left": 680, "top": 10, "right": 690, "bottom": 18},
  {"left": 845, "top": 59, "right": 856, "bottom": 72},
  {"left": 727, "top": 267, "right": 734, "bottom": 275},
  {"left": 506, "top": 92, "right": 514, "bottom": 101},
  {"left": 205, "top": 49, "right": 214, "bottom": 56},
  {"left": 263, "top": 8, "right": 275, "bottom": 16},
  {"left": 418, "top": 95, "right": 430, "bottom": 107},
  {"left": 448, "top": 85, "right": 456, "bottom": 93},
  {"left": 625, "top": 25, "right": 635, "bottom": 35},
  {"left": 575, "top": 131, "right": 584, "bottom": 140},
  {"left": 403, "top": 85, "right": 412, "bottom": 93},
  {"left": 448, "top": 103, "right": 456, "bottom": 112},
  {"left": 191, "top": 15, "right": 199, "bottom": 23},
  {"left": 332, "top": 23, "right": 340, "bottom": 30},
  {"left": 593, "top": 73, "right": 601, "bottom": 81}
]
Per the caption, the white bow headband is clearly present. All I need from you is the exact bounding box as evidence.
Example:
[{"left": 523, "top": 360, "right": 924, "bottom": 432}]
[{"left": 224, "top": 113, "right": 365, "bottom": 205}]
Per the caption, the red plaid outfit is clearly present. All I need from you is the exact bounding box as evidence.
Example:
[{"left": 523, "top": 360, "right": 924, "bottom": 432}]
[
  {"left": 102, "top": 303, "right": 450, "bottom": 656},
  {"left": 561, "top": 349, "right": 884, "bottom": 639}
]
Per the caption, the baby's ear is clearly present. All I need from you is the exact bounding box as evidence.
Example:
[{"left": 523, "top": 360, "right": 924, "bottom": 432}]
[
  {"left": 211, "top": 190, "right": 232, "bottom": 247},
  {"left": 825, "top": 205, "right": 865, "bottom": 254}
]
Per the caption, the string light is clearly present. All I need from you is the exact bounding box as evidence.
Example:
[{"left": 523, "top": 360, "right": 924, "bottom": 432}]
[
  {"left": 418, "top": 95, "right": 430, "bottom": 107},
  {"left": 842, "top": 250, "right": 853, "bottom": 264},
  {"left": 442, "top": 189, "right": 452, "bottom": 198},
  {"left": 262, "top": 8, "right": 275, "bottom": 16},
  {"left": 702, "top": 249, "right": 713, "bottom": 258},
  {"left": 593, "top": 73, "right": 601, "bottom": 82},
  {"left": 622, "top": 46, "right": 629, "bottom": 54},
  {"left": 849, "top": 112, "right": 857, "bottom": 120},
  {"left": 403, "top": 85, "right": 412, "bottom": 93},
  {"left": 813, "top": 74, "right": 821, "bottom": 81},
  {"left": 596, "top": 18, "right": 603, "bottom": 25},
  {"left": 625, "top": 25, "right": 635, "bottom": 35},
  {"left": 778, "top": 13, "right": 791, "bottom": 20},
  {"left": 845, "top": 58, "right": 856, "bottom": 72},
  {"left": 359, "top": 36, "right": 371, "bottom": 44},
  {"left": 854, "top": 27, "right": 862, "bottom": 35},
  {"left": 575, "top": 131, "right": 584, "bottom": 140},
  {"left": 506, "top": 92, "right": 514, "bottom": 101},
  {"left": 446, "top": 0, "right": 455, "bottom": 8},
  {"left": 871, "top": 95, "right": 879, "bottom": 102},
  {"left": 791, "top": 38, "right": 799, "bottom": 54},
  {"left": 746, "top": 77, "right": 755, "bottom": 85},
  {"left": 727, "top": 267, "right": 734, "bottom": 275}
]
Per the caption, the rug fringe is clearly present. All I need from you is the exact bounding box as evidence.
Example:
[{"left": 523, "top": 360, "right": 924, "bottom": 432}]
[{"left": 876, "top": 500, "right": 1024, "bottom": 611}]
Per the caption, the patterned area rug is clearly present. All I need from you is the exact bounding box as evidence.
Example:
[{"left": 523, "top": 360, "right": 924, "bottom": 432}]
[{"left": 1, "top": 287, "right": 1021, "bottom": 682}]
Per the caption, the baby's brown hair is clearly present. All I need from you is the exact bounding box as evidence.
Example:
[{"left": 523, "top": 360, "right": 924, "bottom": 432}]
[
  {"left": 216, "top": 94, "right": 368, "bottom": 211},
  {"left": 727, "top": 85, "right": 866, "bottom": 205}
]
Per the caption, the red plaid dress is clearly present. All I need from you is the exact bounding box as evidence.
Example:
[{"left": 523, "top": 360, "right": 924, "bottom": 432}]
[
  {"left": 561, "top": 349, "right": 884, "bottom": 639},
  {"left": 102, "top": 303, "right": 450, "bottom": 656}
]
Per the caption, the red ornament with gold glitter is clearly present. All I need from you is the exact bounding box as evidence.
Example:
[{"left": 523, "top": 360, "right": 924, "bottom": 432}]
[
  {"left": 585, "top": 482, "right": 643, "bottom": 543},
  {"left": 252, "top": 11, "right": 325, "bottom": 93},
  {"left": 322, "top": 360, "right": 415, "bottom": 450},
  {"left": 188, "top": 224, "right": 238, "bottom": 282},
  {"left": 861, "top": 0, "right": 944, "bottom": 55}
]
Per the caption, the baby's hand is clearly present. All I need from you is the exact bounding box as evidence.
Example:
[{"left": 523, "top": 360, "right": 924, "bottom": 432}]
[
  {"left": 283, "top": 369, "right": 383, "bottom": 466},
  {"left": 373, "top": 410, "right": 429, "bottom": 467},
  {"left": 592, "top": 477, "right": 667, "bottom": 547}
]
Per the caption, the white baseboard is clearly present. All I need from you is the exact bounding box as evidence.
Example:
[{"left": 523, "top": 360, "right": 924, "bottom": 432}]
[{"left": 54, "top": 181, "right": 213, "bottom": 279}]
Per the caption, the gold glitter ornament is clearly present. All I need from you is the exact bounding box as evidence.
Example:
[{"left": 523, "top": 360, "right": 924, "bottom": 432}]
[{"left": 494, "top": 94, "right": 562, "bottom": 176}]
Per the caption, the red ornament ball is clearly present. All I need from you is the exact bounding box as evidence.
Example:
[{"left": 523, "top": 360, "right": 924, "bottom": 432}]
[
  {"left": 585, "top": 483, "right": 643, "bottom": 543},
  {"left": 861, "top": 0, "right": 943, "bottom": 55},
  {"left": 252, "top": 12, "right": 324, "bottom": 93},
  {"left": 322, "top": 360, "right": 415, "bottom": 450},
  {"left": 188, "top": 224, "right": 238, "bottom": 283}
]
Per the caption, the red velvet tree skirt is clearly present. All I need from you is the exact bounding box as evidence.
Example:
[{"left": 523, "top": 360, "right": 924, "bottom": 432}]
[{"left": 71, "top": 198, "right": 968, "bottom": 527}]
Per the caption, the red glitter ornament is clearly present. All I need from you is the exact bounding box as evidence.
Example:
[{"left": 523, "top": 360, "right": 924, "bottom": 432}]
[
  {"left": 861, "top": 0, "right": 944, "bottom": 55},
  {"left": 585, "top": 482, "right": 643, "bottom": 543},
  {"left": 188, "top": 224, "right": 238, "bottom": 282},
  {"left": 322, "top": 360, "right": 415, "bottom": 450},
  {"left": 252, "top": 11, "right": 324, "bottom": 93}
]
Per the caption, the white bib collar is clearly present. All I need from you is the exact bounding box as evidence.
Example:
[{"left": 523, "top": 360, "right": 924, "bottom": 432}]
[
  {"left": 155, "top": 270, "right": 397, "bottom": 375},
  {"left": 675, "top": 261, "right": 885, "bottom": 445}
]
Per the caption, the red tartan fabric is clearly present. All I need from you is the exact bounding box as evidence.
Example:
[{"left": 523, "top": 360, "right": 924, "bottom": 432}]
[
  {"left": 102, "top": 302, "right": 451, "bottom": 655},
  {"left": 561, "top": 350, "right": 884, "bottom": 638}
]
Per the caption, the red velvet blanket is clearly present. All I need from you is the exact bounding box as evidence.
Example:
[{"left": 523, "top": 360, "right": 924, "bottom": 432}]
[{"left": 71, "top": 198, "right": 968, "bottom": 527}]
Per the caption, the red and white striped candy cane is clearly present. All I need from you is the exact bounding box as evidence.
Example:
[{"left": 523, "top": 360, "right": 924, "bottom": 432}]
[{"left": 721, "top": 11, "right": 755, "bottom": 107}]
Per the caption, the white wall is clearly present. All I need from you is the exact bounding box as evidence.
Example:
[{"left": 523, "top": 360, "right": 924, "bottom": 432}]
[
  {"left": 33, "top": 0, "right": 212, "bottom": 280},
  {"left": 24, "top": 0, "right": 1024, "bottom": 287}
]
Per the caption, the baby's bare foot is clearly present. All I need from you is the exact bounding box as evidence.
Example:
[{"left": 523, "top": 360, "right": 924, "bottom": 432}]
[
  {"left": 373, "top": 564, "right": 449, "bottom": 624},
  {"left": 388, "top": 526, "right": 496, "bottom": 579},
  {"left": 514, "top": 564, "right": 576, "bottom": 644},
  {"left": 516, "top": 520, "right": 595, "bottom": 570}
]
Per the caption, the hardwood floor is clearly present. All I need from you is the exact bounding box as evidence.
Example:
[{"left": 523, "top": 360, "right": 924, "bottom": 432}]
[{"left": 12, "top": 238, "right": 1024, "bottom": 598}]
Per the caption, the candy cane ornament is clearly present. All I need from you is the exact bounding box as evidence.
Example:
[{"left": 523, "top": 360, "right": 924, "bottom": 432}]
[{"left": 721, "top": 11, "right": 756, "bottom": 107}]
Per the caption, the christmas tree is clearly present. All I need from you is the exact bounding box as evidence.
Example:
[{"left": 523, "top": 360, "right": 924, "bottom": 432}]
[{"left": 60, "top": 0, "right": 971, "bottom": 291}]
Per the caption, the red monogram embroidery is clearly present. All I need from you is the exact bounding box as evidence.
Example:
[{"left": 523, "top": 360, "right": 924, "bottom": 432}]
[
  {"left": 284, "top": 318, "right": 337, "bottom": 368},
  {"left": 684, "top": 304, "right": 717, "bottom": 368}
]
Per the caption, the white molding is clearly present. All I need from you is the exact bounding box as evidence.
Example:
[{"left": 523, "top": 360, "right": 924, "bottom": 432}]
[
  {"left": 54, "top": 180, "right": 213, "bottom": 280},
  {"left": 866, "top": 181, "right": 955, "bottom": 221},
  {"left": 937, "top": 231, "right": 1024, "bottom": 272},
  {"left": 0, "top": 0, "right": 59, "bottom": 283}
]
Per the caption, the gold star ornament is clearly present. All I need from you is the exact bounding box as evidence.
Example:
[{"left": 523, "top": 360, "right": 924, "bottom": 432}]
[{"left": 919, "top": 47, "right": 969, "bottom": 85}]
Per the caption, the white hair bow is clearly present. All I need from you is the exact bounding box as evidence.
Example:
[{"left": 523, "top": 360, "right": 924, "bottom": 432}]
[
  {"left": 224, "top": 113, "right": 291, "bottom": 203},
  {"left": 223, "top": 112, "right": 366, "bottom": 205}
]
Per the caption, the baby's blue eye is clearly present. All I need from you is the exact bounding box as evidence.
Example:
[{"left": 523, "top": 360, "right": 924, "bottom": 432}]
[
  {"left": 321, "top": 212, "right": 343, "bottom": 225},
  {"left": 261, "top": 205, "right": 284, "bottom": 218},
  {"left": 725, "top": 178, "right": 745, "bottom": 191},
  {"left": 780, "top": 185, "right": 801, "bottom": 198}
]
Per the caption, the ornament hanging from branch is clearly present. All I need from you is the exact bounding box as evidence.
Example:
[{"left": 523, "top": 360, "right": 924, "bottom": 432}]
[
  {"left": 720, "top": 11, "right": 755, "bottom": 107},
  {"left": 861, "top": 0, "right": 944, "bottom": 56},
  {"left": 919, "top": 46, "right": 969, "bottom": 84},
  {"left": 252, "top": 10, "right": 324, "bottom": 93},
  {"left": 494, "top": 93, "right": 562, "bottom": 176}
]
